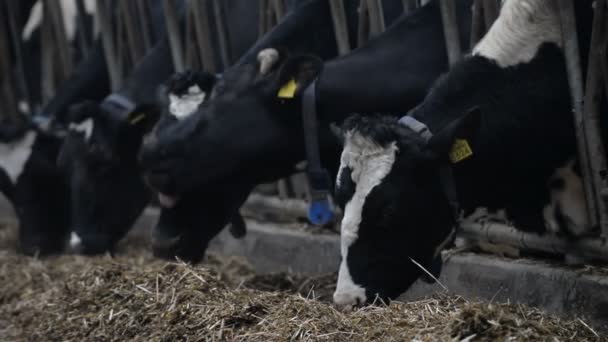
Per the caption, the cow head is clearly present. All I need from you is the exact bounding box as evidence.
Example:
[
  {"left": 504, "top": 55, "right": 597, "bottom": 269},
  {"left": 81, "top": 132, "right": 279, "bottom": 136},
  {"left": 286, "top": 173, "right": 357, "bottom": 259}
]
[
  {"left": 57, "top": 100, "right": 159, "bottom": 254},
  {"left": 140, "top": 49, "right": 323, "bottom": 203},
  {"left": 139, "top": 49, "right": 325, "bottom": 262},
  {"left": 331, "top": 113, "right": 479, "bottom": 306},
  {"left": 0, "top": 116, "right": 70, "bottom": 255}
]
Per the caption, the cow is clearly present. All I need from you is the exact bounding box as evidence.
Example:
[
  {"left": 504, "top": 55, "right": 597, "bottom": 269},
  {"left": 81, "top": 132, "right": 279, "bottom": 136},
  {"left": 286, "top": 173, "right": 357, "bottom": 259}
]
[
  {"left": 331, "top": 0, "right": 595, "bottom": 307},
  {"left": 0, "top": 0, "right": 170, "bottom": 255},
  {"left": 0, "top": 117, "right": 69, "bottom": 255},
  {"left": 138, "top": 0, "right": 473, "bottom": 263},
  {"left": 57, "top": 0, "right": 265, "bottom": 255}
]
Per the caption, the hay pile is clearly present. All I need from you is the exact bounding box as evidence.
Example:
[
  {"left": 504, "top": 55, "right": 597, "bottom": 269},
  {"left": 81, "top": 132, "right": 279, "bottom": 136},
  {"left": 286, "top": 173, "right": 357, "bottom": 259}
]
[{"left": 0, "top": 222, "right": 604, "bottom": 341}]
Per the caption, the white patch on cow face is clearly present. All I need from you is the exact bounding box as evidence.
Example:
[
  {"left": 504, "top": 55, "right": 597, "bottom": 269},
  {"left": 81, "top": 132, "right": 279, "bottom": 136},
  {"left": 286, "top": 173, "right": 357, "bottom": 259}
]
[
  {"left": 473, "top": 0, "right": 561, "bottom": 67},
  {"left": 333, "top": 132, "right": 398, "bottom": 307},
  {"left": 257, "top": 48, "right": 280, "bottom": 75},
  {"left": 22, "top": 0, "right": 97, "bottom": 42},
  {"left": 69, "top": 231, "right": 82, "bottom": 249},
  {"left": 0, "top": 131, "right": 37, "bottom": 184},
  {"left": 543, "top": 159, "right": 589, "bottom": 236},
  {"left": 68, "top": 117, "right": 94, "bottom": 141},
  {"left": 169, "top": 85, "right": 207, "bottom": 120}
]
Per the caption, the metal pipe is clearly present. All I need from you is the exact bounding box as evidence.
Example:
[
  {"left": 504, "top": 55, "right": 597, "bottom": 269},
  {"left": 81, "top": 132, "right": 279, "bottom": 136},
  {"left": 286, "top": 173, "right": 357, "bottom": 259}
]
[
  {"left": 212, "top": 0, "right": 232, "bottom": 67},
  {"left": 328, "top": 0, "right": 351, "bottom": 55},
  {"left": 357, "top": 0, "right": 370, "bottom": 47},
  {"left": 470, "top": 0, "right": 485, "bottom": 47},
  {"left": 75, "top": 0, "right": 91, "bottom": 57},
  {"left": 557, "top": 0, "right": 602, "bottom": 230},
  {"left": 366, "top": 0, "right": 386, "bottom": 37},
  {"left": 46, "top": 0, "right": 72, "bottom": 81},
  {"left": 459, "top": 222, "right": 608, "bottom": 262},
  {"left": 4, "top": 0, "right": 31, "bottom": 112},
  {"left": 580, "top": 0, "right": 608, "bottom": 235},
  {"left": 120, "top": 0, "right": 144, "bottom": 63},
  {"left": 162, "top": 0, "right": 185, "bottom": 72},
  {"left": 135, "top": 0, "right": 152, "bottom": 51},
  {"left": 192, "top": 0, "right": 216, "bottom": 72},
  {"left": 439, "top": 0, "right": 462, "bottom": 66},
  {"left": 97, "top": 0, "right": 122, "bottom": 90},
  {"left": 482, "top": 0, "right": 499, "bottom": 28}
]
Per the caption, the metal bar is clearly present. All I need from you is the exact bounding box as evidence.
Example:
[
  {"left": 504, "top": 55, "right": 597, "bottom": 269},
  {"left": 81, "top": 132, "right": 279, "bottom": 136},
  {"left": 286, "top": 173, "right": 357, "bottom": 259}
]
[
  {"left": 581, "top": 0, "right": 608, "bottom": 235},
  {"left": 470, "top": 0, "right": 485, "bottom": 47},
  {"left": 258, "top": 0, "right": 268, "bottom": 37},
  {"left": 162, "top": 0, "right": 185, "bottom": 72},
  {"left": 185, "top": 11, "right": 198, "bottom": 70},
  {"left": 459, "top": 222, "right": 608, "bottom": 262},
  {"left": 366, "top": 0, "right": 386, "bottom": 37},
  {"left": 135, "top": 0, "right": 152, "bottom": 51},
  {"left": 357, "top": 0, "right": 370, "bottom": 47},
  {"left": 120, "top": 0, "right": 144, "bottom": 63},
  {"left": 97, "top": 0, "right": 122, "bottom": 90},
  {"left": 482, "top": 0, "right": 499, "bottom": 28},
  {"left": 46, "top": 0, "right": 72, "bottom": 81},
  {"left": 212, "top": 0, "right": 231, "bottom": 67},
  {"left": 75, "top": 0, "right": 91, "bottom": 57},
  {"left": 0, "top": 2, "right": 17, "bottom": 120},
  {"left": 4, "top": 0, "right": 31, "bottom": 111},
  {"left": 328, "top": 0, "right": 351, "bottom": 55},
  {"left": 40, "top": 4, "right": 55, "bottom": 101},
  {"left": 439, "top": 0, "right": 462, "bottom": 66},
  {"left": 271, "top": 0, "right": 286, "bottom": 22},
  {"left": 192, "top": 0, "right": 217, "bottom": 72},
  {"left": 558, "top": 0, "right": 602, "bottom": 230},
  {"left": 242, "top": 193, "right": 309, "bottom": 221}
]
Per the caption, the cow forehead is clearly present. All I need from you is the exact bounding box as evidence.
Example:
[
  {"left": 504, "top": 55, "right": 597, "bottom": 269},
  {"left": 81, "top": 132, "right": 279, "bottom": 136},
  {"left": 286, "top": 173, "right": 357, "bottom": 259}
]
[
  {"left": 339, "top": 132, "right": 398, "bottom": 235},
  {"left": 339, "top": 132, "right": 399, "bottom": 184}
]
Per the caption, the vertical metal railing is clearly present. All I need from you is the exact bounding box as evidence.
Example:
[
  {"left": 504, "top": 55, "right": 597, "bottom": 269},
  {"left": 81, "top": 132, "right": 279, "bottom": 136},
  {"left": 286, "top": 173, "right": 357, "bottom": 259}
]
[
  {"left": 163, "top": 0, "right": 234, "bottom": 73},
  {"left": 558, "top": 0, "right": 608, "bottom": 238}
]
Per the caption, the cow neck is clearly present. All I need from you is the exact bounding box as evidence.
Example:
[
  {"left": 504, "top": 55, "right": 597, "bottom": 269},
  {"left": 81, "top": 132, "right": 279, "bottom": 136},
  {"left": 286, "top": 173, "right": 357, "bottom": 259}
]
[
  {"left": 314, "top": 0, "right": 472, "bottom": 125},
  {"left": 398, "top": 115, "right": 460, "bottom": 223}
]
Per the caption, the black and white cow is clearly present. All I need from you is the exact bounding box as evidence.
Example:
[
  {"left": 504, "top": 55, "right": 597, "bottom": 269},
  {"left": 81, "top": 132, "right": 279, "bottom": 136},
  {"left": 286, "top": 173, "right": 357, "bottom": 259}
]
[
  {"left": 57, "top": 0, "right": 264, "bottom": 255},
  {"left": 331, "top": 0, "right": 595, "bottom": 306},
  {"left": 0, "top": 117, "right": 69, "bottom": 255},
  {"left": 139, "top": 0, "right": 473, "bottom": 263}
]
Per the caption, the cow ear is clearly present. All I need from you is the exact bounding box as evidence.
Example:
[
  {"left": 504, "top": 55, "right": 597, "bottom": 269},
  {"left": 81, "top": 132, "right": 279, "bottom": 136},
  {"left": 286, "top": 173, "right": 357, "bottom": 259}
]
[
  {"left": 275, "top": 55, "right": 323, "bottom": 99},
  {"left": 426, "top": 107, "right": 482, "bottom": 161}
]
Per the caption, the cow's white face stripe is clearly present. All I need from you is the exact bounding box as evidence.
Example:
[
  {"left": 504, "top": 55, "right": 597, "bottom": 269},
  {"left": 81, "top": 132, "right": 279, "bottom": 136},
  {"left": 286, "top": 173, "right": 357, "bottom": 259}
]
[
  {"left": 169, "top": 85, "right": 206, "bottom": 120},
  {"left": 333, "top": 132, "right": 398, "bottom": 306},
  {"left": 69, "top": 117, "right": 94, "bottom": 141},
  {"left": 0, "top": 131, "right": 37, "bottom": 184},
  {"left": 473, "top": 0, "right": 561, "bottom": 67},
  {"left": 22, "top": 0, "right": 97, "bottom": 42}
]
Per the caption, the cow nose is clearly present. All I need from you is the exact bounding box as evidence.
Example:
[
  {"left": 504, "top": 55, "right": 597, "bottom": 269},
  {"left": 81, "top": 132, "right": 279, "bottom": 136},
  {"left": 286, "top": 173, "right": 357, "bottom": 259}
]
[{"left": 333, "top": 290, "right": 366, "bottom": 308}]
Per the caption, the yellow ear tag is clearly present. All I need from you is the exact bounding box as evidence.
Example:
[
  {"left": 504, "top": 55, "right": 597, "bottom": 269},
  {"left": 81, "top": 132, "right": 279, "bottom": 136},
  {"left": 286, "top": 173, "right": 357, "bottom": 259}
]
[
  {"left": 129, "top": 113, "right": 146, "bottom": 125},
  {"left": 449, "top": 139, "right": 473, "bottom": 163},
  {"left": 277, "top": 79, "right": 298, "bottom": 99}
]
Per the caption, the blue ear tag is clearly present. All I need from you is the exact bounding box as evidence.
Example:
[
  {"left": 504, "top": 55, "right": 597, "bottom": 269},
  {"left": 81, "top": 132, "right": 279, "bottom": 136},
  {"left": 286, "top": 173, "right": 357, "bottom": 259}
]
[{"left": 308, "top": 198, "right": 334, "bottom": 226}]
